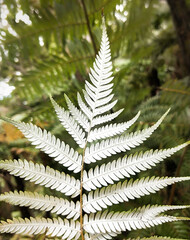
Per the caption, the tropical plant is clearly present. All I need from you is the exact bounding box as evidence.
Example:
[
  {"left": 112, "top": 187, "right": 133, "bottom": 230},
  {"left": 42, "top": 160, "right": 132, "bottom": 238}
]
[{"left": 0, "top": 19, "right": 190, "bottom": 240}]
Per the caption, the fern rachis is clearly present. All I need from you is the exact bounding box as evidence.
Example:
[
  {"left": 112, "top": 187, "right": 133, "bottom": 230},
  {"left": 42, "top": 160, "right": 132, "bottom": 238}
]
[{"left": 0, "top": 18, "right": 190, "bottom": 240}]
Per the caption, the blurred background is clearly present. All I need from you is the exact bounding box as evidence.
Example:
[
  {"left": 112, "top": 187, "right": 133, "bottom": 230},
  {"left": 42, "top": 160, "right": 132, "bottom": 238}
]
[{"left": 0, "top": 0, "right": 190, "bottom": 239}]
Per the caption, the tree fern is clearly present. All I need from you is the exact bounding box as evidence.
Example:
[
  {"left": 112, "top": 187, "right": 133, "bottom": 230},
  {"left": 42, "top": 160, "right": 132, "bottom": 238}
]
[{"left": 0, "top": 18, "right": 190, "bottom": 240}]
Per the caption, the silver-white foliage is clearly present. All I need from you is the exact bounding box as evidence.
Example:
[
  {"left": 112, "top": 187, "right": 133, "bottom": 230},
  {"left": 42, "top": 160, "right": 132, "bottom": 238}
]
[
  {"left": 83, "top": 205, "right": 189, "bottom": 235},
  {"left": 0, "top": 18, "right": 190, "bottom": 240},
  {"left": 88, "top": 111, "right": 141, "bottom": 142},
  {"left": 84, "top": 109, "right": 170, "bottom": 164},
  {"left": 91, "top": 108, "right": 124, "bottom": 127},
  {"left": 83, "top": 142, "right": 189, "bottom": 191},
  {"left": 0, "top": 191, "right": 80, "bottom": 220},
  {"left": 0, "top": 217, "right": 80, "bottom": 240},
  {"left": 51, "top": 97, "right": 86, "bottom": 147},
  {"left": 0, "top": 116, "right": 82, "bottom": 173},
  {"left": 65, "top": 94, "right": 90, "bottom": 132},
  {"left": 83, "top": 177, "right": 190, "bottom": 213},
  {"left": 0, "top": 159, "right": 80, "bottom": 198}
]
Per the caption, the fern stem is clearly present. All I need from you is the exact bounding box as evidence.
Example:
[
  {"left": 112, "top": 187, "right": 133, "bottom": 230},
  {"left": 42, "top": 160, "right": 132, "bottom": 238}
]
[
  {"left": 80, "top": 124, "right": 92, "bottom": 239},
  {"left": 80, "top": 143, "right": 86, "bottom": 240},
  {"left": 159, "top": 87, "right": 190, "bottom": 95}
]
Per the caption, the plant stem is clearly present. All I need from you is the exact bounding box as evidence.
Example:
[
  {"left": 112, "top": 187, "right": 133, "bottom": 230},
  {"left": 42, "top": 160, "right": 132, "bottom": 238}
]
[
  {"left": 79, "top": 0, "right": 98, "bottom": 55},
  {"left": 80, "top": 143, "right": 87, "bottom": 240},
  {"left": 159, "top": 87, "right": 190, "bottom": 96},
  {"left": 80, "top": 125, "right": 92, "bottom": 239}
]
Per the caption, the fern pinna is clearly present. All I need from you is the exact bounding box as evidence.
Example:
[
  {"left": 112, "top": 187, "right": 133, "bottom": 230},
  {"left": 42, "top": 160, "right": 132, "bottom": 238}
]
[{"left": 0, "top": 19, "right": 190, "bottom": 240}]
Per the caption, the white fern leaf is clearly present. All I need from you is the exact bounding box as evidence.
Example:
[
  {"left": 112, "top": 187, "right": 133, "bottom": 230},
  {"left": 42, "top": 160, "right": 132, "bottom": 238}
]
[
  {"left": 85, "top": 109, "right": 170, "bottom": 163},
  {"left": 141, "top": 205, "right": 190, "bottom": 220},
  {"left": 0, "top": 217, "right": 80, "bottom": 240},
  {"left": 83, "top": 142, "right": 189, "bottom": 190},
  {"left": 0, "top": 160, "right": 80, "bottom": 198},
  {"left": 94, "top": 100, "right": 118, "bottom": 116},
  {"left": 77, "top": 92, "right": 93, "bottom": 119},
  {"left": 65, "top": 94, "right": 90, "bottom": 131},
  {"left": 0, "top": 116, "right": 82, "bottom": 173},
  {"left": 82, "top": 19, "right": 116, "bottom": 119},
  {"left": 91, "top": 109, "right": 124, "bottom": 127},
  {"left": 0, "top": 191, "right": 80, "bottom": 220},
  {"left": 88, "top": 111, "right": 140, "bottom": 142},
  {"left": 51, "top": 97, "right": 86, "bottom": 147},
  {"left": 83, "top": 206, "right": 190, "bottom": 234},
  {"left": 83, "top": 176, "right": 190, "bottom": 213}
]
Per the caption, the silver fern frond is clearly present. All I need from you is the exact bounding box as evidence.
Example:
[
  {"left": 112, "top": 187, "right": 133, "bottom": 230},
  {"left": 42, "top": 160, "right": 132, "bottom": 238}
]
[
  {"left": 0, "top": 159, "right": 80, "bottom": 197},
  {"left": 64, "top": 94, "right": 90, "bottom": 132},
  {"left": 84, "top": 109, "right": 170, "bottom": 164},
  {"left": 83, "top": 177, "right": 190, "bottom": 213},
  {"left": 83, "top": 206, "right": 190, "bottom": 235},
  {"left": 0, "top": 191, "right": 80, "bottom": 220},
  {"left": 50, "top": 97, "right": 86, "bottom": 147},
  {"left": 0, "top": 116, "right": 82, "bottom": 173},
  {"left": 83, "top": 142, "right": 190, "bottom": 191},
  {"left": 0, "top": 217, "right": 80, "bottom": 240},
  {"left": 0, "top": 18, "right": 189, "bottom": 240},
  {"left": 88, "top": 111, "right": 141, "bottom": 142},
  {"left": 91, "top": 108, "right": 124, "bottom": 127}
]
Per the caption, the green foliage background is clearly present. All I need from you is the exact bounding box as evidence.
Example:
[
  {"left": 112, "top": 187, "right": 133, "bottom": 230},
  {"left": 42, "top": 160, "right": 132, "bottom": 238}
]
[{"left": 0, "top": 0, "right": 190, "bottom": 239}]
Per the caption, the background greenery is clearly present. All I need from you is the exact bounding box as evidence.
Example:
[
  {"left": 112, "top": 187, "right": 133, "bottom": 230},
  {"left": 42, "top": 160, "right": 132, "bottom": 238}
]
[{"left": 0, "top": 0, "right": 190, "bottom": 239}]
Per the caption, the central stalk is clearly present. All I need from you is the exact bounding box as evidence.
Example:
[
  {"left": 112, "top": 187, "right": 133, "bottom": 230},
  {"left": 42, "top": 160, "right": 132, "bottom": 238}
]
[{"left": 79, "top": 124, "right": 92, "bottom": 240}]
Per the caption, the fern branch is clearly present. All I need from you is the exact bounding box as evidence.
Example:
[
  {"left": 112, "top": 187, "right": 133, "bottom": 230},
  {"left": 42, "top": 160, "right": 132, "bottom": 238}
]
[
  {"left": 65, "top": 94, "right": 90, "bottom": 131},
  {"left": 88, "top": 111, "right": 141, "bottom": 142},
  {"left": 91, "top": 108, "right": 124, "bottom": 127},
  {"left": 83, "top": 176, "right": 190, "bottom": 213},
  {"left": 77, "top": 92, "right": 93, "bottom": 119},
  {"left": 0, "top": 217, "right": 80, "bottom": 239},
  {"left": 0, "top": 116, "right": 82, "bottom": 173},
  {"left": 50, "top": 97, "right": 86, "bottom": 147},
  {"left": 83, "top": 142, "right": 190, "bottom": 191},
  {"left": 0, "top": 191, "right": 80, "bottom": 220},
  {"left": 0, "top": 160, "right": 80, "bottom": 198},
  {"left": 83, "top": 205, "right": 190, "bottom": 234},
  {"left": 85, "top": 109, "right": 170, "bottom": 163}
]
